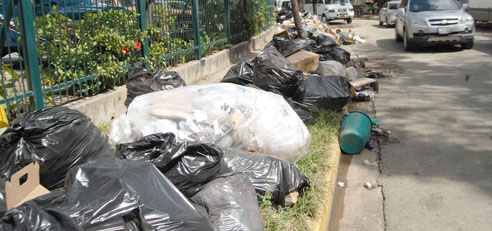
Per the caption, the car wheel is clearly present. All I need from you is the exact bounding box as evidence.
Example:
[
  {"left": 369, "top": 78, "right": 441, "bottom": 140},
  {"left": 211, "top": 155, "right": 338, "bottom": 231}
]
[
  {"left": 379, "top": 18, "right": 383, "bottom": 26},
  {"left": 346, "top": 18, "right": 352, "bottom": 24},
  {"left": 461, "top": 40, "right": 474, "bottom": 49},
  {"left": 386, "top": 19, "right": 391, "bottom": 28},
  {"left": 395, "top": 27, "right": 403, "bottom": 42},
  {"left": 403, "top": 29, "right": 415, "bottom": 51}
]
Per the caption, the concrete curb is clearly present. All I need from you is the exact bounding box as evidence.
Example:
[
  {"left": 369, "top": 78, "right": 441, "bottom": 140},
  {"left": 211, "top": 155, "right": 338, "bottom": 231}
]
[
  {"left": 65, "top": 28, "right": 275, "bottom": 125},
  {"left": 311, "top": 137, "right": 342, "bottom": 231}
]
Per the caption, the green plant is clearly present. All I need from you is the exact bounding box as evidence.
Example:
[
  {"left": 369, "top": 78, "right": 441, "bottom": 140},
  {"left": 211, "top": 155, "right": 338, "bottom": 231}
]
[{"left": 260, "top": 110, "right": 341, "bottom": 230}]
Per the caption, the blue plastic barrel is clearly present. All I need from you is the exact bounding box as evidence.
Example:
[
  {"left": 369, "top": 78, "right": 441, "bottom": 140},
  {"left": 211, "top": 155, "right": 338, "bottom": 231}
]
[{"left": 339, "top": 111, "right": 372, "bottom": 154}]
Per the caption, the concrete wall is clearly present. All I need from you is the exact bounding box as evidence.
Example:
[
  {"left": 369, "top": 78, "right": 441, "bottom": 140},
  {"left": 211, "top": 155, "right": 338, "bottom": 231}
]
[{"left": 66, "top": 27, "right": 275, "bottom": 126}]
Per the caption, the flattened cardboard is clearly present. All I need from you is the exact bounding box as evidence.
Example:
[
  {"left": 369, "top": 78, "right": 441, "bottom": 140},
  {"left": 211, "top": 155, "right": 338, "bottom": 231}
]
[
  {"left": 286, "top": 49, "right": 320, "bottom": 73},
  {"left": 6, "top": 162, "right": 50, "bottom": 210},
  {"left": 274, "top": 30, "right": 292, "bottom": 40}
]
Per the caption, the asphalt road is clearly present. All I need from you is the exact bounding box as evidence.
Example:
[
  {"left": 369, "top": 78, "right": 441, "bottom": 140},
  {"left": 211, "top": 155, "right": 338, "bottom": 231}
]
[{"left": 332, "top": 17, "right": 492, "bottom": 231}]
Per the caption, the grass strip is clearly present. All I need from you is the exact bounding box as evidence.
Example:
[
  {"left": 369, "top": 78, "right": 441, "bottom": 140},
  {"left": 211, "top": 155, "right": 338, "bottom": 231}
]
[{"left": 260, "top": 110, "right": 342, "bottom": 230}]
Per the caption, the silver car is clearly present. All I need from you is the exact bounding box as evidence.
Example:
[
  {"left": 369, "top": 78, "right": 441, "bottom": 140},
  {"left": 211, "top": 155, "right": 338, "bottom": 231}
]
[
  {"left": 395, "top": 0, "right": 475, "bottom": 51},
  {"left": 379, "top": 1, "right": 401, "bottom": 27}
]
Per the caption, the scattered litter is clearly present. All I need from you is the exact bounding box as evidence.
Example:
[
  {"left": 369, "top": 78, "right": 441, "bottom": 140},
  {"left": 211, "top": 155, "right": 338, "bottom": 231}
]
[
  {"left": 365, "top": 71, "right": 387, "bottom": 78},
  {"left": 355, "top": 90, "right": 377, "bottom": 101},
  {"left": 380, "top": 158, "right": 388, "bottom": 164},
  {"left": 364, "top": 160, "right": 379, "bottom": 167},
  {"left": 363, "top": 182, "right": 376, "bottom": 189},
  {"left": 338, "top": 181, "right": 345, "bottom": 187}
]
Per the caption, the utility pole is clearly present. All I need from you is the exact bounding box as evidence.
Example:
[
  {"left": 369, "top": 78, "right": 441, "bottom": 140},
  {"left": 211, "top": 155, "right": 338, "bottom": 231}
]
[{"left": 290, "top": 0, "right": 307, "bottom": 39}]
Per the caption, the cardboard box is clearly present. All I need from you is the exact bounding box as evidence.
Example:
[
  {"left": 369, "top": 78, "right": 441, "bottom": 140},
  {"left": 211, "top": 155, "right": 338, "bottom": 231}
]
[
  {"left": 274, "top": 30, "right": 292, "bottom": 40},
  {"left": 6, "top": 162, "right": 50, "bottom": 210},
  {"left": 286, "top": 49, "right": 320, "bottom": 73},
  {"left": 350, "top": 77, "right": 379, "bottom": 92}
]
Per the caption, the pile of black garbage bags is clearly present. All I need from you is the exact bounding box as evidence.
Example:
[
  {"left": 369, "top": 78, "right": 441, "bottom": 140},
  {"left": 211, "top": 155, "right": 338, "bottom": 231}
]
[
  {"left": 0, "top": 107, "right": 310, "bottom": 230},
  {"left": 221, "top": 25, "right": 352, "bottom": 125}
]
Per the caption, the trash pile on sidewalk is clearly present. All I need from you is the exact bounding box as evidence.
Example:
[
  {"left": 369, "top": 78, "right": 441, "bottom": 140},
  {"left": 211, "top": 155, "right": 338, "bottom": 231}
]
[{"left": 0, "top": 14, "right": 383, "bottom": 230}]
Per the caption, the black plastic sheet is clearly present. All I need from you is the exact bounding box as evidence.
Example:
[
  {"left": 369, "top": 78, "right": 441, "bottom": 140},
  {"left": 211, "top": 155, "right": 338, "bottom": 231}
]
[
  {"left": 219, "top": 149, "right": 310, "bottom": 206},
  {"left": 273, "top": 36, "right": 312, "bottom": 57},
  {"left": 125, "top": 67, "right": 186, "bottom": 107},
  {"left": 191, "top": 174, "right": 264, "bottom": 231},
  {"left": 0, "top": 159, "right": 214, "bottom": 230},
  {"left": 286, "top": 98, "right": 316, "bottom": 126},
  {"left": 119, "top": 133, "right": 223, "bottom": 197},
  {"left": 302, "top": 75, "right": 352, "bottom": 112},
  {"left": 252, "top": 46, "right": 304, "bottom": 100},
  {"left": 221, "top": 61, "right": 254, "bottom": 85},
  {"left": 0, "top": 107, "right": 113, "bottom": 191}
]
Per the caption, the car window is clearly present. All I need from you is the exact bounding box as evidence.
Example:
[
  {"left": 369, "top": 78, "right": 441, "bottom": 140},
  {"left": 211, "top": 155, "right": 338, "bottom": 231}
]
[
  {"left": 281, "top": 1, "right": 291, "bottom": 9},
  {"left": 409, "top": 0, "right": 460, "bottom": 12},
  {"left": 389, "top": 3, "right": 399, "bottom": 9}
]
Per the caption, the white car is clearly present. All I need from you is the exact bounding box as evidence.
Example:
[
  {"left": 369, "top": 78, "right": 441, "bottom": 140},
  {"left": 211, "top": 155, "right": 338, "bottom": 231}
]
[
  {"left": 395, "top": 0, "right": 475, "bottom": 51},
  {"left": 379, "top": 1, "right": 401, "bottom": 27}
]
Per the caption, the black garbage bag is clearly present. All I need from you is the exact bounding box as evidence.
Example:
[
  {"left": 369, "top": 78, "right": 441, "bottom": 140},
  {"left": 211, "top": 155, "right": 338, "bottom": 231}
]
[
  {"left": 221, "top": 61, "right": 254, "bottom": 85},
  {"left": 120, "top": 133, "right": 223, "bottom": 197},
  {"left": 0, "top": 107, "right": 113, "bottom": 191},
  {"left": 302, "top": 75, "right": 352, "bottom": 112},
  {"left": 311, "top": 33, "right": 338, "bottom": 48},
  {"left": 252, "top": 46, "right": 304, "bottom": 99},
  {"left": 325, "top": 47, "right": 351, "bottom": 64},
  {"left": 273, "top": 36, "right": 312, "bottom": 57},
  {"left": 219, "top": 149, "right": 310, "bottom": 206},
  {"left": 0, "top": 159, "right": 214, "bottom": 230},
  {"left": 286, "top": 98, "right": 316, "bottom": 126},
  {"left": 191, "top": 174, "right": 264, "bottom": 231},
  {"left": 125, "top": 67, "right": 186, "bottom": 107}
]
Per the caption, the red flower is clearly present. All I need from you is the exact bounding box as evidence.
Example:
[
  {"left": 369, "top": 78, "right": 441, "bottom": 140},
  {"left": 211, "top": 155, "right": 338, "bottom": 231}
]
[
  {"left": 264, "top": 23, "right": 267, "bottom": 27},
  {"left": 122, "top": 47, "right": 129, "bottom": 56},
  {"left": 136, "top": 43, "right": 142, "bottom": 50},
  {"left": 256, "top": 15, "right": 259, "bottom": 19}
]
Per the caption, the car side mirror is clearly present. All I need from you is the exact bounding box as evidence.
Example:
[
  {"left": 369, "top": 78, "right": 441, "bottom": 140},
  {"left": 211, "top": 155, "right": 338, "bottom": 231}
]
[
  {"left": 397, "top": 7, "right": 405, "bottom": 15},
  {"left": 462, "top": 3, "right": 469, "bottom": 11}
]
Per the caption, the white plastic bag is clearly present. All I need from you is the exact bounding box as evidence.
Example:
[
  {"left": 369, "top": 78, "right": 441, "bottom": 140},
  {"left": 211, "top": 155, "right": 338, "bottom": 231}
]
[
  {"left": 345, "top": 66, "right": 358, "bottom": 81},
  {"left": 315, "top": 60, "right": 346, "bottom": 77},
  {"left": 110, "top": 83, "right": 311, "bottom": 162}
]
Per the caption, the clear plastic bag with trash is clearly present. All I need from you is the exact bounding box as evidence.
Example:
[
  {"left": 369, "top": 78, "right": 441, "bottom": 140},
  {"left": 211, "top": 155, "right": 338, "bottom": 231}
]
[
  {"left": 315, "top": 60, "right": 346, "bottom": 77},
  {"left": 110, "top": 83, "right": 311, "bottom": 163}
]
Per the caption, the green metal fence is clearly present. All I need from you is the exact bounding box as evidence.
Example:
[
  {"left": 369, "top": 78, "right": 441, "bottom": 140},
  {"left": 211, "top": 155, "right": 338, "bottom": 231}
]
[{"left": 0, "top": 0, "right": 274, "bottom": 122}]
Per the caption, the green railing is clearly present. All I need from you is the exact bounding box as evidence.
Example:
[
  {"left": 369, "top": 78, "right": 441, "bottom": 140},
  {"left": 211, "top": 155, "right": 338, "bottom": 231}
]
[{"left": 0, "top": 0, "right": 275, "bottom": 122}]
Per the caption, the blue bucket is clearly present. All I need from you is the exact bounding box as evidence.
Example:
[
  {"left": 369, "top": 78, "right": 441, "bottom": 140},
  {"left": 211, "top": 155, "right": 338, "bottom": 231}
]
[{"left": 339, "top": 111, "right": 372, "bottom": 154}]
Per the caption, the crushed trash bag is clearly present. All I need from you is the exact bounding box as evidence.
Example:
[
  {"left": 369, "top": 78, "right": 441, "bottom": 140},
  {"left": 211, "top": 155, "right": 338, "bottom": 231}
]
[
  {"left": 221, "top": 61, "right": 254, "bottom": 85},
  {"left": 0, "top": 159, "right": 214, "bottom": 230},
  {"left": 302, "top": 75, "right": 352, "bottom": 112},
  {"left": 219, "top": 149, "right": 310, "bottom": 206},
  {"left": 310, "top": 33, "right": 338, "bottom": 49},
  {"left": 273, "top": 36, "right": 312, "bottom": 57},
  {"left": 125, "top": 67, "right": 186, "bottom": 107},
  {"left": 110, "top": 83, "right": 311, "bottom": 163},
  {"left": 315, "top": 60, "right": 346, "bottom": 77},
  {"left": 252, "top": 46, "right": 305, "bottom": 99},
  {"left": 119, "top": 133, "right": 223, "bottom": 197},
  {"left": 0, "top": 107, "right": 113, "bottom": 190},
  {"left": 191, "top": 174, "right": 264, "bottom": 231}
]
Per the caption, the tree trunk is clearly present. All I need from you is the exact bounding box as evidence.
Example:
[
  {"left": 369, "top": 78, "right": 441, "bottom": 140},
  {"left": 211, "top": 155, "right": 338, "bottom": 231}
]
[{"left": 290, "top": 0, "right": 307, "bottom": 40}]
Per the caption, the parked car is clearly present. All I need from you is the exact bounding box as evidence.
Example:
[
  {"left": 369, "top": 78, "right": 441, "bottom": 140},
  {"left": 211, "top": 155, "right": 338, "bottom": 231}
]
[
  {"left": 395, "top": 0, "right": 475, "bottom": 51},
  {"left": 305, "top": 0, "right": 355, "bottom": 24},
  {"left": 379, "top": 1, "right": 401, "bottom": 26}
]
